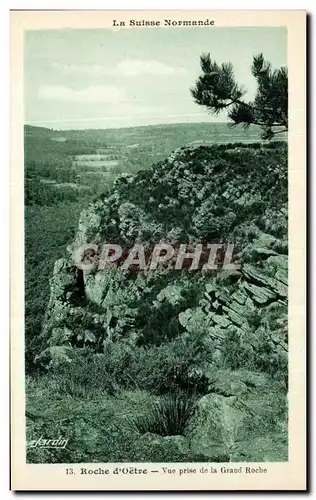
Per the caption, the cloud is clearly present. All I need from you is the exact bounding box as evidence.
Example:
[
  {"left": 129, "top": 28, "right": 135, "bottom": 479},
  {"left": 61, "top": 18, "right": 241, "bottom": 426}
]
[
  {"left": 52, "top": 59, "right": 186, "bottom": 77},
  {"left": 38, "top": 85, "right": 127, "bottom": 103},
  {"left": 115, "top": 59, "right": 186, "bottom": 77},
  {"left": 27, "top": 112, "right": 207, "bottom": 125}
]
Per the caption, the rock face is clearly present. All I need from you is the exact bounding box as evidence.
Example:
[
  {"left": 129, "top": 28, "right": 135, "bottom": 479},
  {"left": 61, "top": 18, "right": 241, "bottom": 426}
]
[
  {"left": 43, "top": 251, "right": 287, "bottom": 349},
  {"left": 40, "top": 142, "right": 288, "bottom": 386}
]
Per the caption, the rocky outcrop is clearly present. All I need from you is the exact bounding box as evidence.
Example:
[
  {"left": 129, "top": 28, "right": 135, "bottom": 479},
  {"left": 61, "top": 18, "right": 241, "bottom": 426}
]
[
  {"left": 39, "top": 142, "right": 288, "bottom": 380},
  {"left": 41, "top": 250, "right": 287, "bottom": 361}
]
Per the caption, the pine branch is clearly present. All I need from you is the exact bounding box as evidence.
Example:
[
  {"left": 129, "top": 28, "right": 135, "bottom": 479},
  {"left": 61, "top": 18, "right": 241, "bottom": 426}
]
[{"left": 191, "top": 52, "right": 288, "bottom": 140}]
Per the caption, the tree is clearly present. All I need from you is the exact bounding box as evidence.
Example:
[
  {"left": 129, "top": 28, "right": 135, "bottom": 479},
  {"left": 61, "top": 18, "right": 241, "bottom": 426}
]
[{"left": 191, "top": 53, "right": 288, "bottom": 140}]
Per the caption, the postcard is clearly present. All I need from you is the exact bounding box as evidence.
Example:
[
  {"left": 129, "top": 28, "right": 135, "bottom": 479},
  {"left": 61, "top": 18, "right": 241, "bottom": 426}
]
[{"left": 10, "top": 9, "right": 306, "bottom": 491}]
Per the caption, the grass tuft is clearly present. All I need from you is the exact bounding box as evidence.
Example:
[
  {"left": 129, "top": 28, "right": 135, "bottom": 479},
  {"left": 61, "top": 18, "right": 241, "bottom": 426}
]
[{"left": 133, "top": 391, "right": 196, "bottom": 437}]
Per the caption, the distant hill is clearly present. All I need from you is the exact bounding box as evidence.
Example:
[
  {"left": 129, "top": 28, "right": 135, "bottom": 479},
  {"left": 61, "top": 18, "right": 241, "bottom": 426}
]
[
  {"left": 24, "top": 121, "right": 287, "bottom": 145},
  {"left": 24, "top": 125, "right": 55, "bottom": 136}
]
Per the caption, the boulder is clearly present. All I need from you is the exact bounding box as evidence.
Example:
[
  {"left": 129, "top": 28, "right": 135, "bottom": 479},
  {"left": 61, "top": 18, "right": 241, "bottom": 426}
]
[
  {"left": 243, "top": 281, "right": 277, "bottom": 304},
  {"left": 212, "top": 314, "right": 231, "bottom": 328},
  {"left": 223, "top": 306, "right": 245, "bottom": 327},
  {"left": 232, "top": 290, "right": 247, "bottom": 305},
  {"left": 188, "top": 393, "right": 244, "bottom": 459},
  {"left": 188, "top": 372, "right": 288, "bottom": 461}
]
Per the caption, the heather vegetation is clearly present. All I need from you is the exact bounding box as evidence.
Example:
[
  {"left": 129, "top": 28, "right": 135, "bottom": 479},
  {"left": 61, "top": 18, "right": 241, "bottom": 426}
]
[{"left": 25, "top": 121, "right": 288, "bottom": 463}]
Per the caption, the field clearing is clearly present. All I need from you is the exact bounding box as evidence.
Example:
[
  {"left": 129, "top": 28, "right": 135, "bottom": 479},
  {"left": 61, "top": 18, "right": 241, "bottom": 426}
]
[
  {"left": 77, "top": 171, "right": 108, "bottom": 177},
  {"left": 25, "top": 122, "right": 287, "bottom": 204},
  {"left": 74, "top": 154, "right": 115, "bottom": 161},
  {"left": 74, "top": 159, "right": 120, "bottom": 168}
]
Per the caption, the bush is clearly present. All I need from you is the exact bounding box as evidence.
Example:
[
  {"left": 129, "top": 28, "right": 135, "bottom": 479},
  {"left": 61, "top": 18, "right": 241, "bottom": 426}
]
[
  {"left": 46, "top": 348, "right": 130, "bottom": 398},
  {"left": 221, "top": 325, "right": 287, "bottom": 386},
  {"left": 37, "top": 325, "right": 211, "bottom": 402},
  {"left": 137, "top": 337, "right": 210, "bottom": 395},
  {"left": 133, "top": 392, "right": 196, "bottom": 436}
]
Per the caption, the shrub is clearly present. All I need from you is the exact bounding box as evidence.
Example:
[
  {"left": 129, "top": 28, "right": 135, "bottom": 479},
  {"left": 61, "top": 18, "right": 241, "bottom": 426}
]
[
  {"left": 47, "top": 352, "right": 121, "bottom": 398},
  {"left": 47, "top": 337, "right": 210, "bottom": 397},
  {"left": 221, "top": 325, "right": 287, "bottom": 386},
  {"left": 129, "top": 333, "right": 211, "bottom": 395},
  {"left": 221, "top": 327, "right": 254, "bottom": 370},
  {"left": 132, "top": 391, "right": 196, "bottom": 436}
]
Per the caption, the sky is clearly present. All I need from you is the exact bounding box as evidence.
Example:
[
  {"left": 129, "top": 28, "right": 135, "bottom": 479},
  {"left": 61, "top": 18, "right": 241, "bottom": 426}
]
[{"left": 24, "top": 27, "right": 287, "bottom": 130}]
